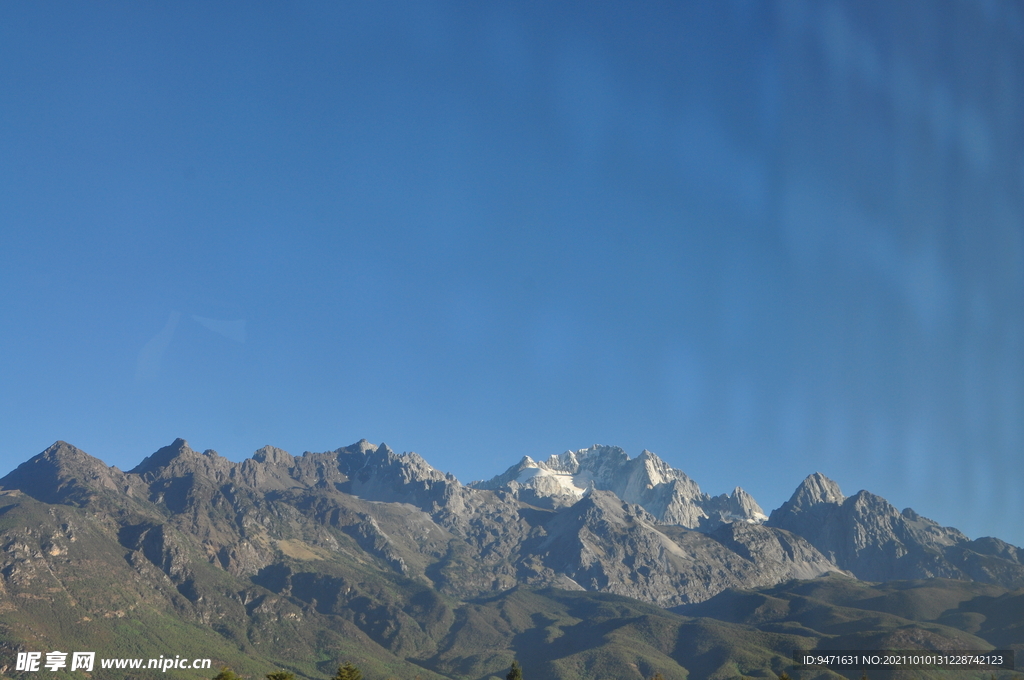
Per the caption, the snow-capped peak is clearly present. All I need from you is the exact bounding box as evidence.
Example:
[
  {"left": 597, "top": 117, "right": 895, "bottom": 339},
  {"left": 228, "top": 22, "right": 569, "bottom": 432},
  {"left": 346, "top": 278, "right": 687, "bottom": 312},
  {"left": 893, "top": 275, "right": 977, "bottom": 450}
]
[{"left": 470, "top": 445, "right": 767, "bottom": 531}]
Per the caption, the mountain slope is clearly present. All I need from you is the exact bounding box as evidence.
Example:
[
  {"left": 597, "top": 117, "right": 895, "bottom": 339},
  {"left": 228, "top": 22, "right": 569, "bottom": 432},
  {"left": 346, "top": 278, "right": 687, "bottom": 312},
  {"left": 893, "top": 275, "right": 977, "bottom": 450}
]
[{"left": 678, "top": 573, "right": 1024, "bottom": 679}]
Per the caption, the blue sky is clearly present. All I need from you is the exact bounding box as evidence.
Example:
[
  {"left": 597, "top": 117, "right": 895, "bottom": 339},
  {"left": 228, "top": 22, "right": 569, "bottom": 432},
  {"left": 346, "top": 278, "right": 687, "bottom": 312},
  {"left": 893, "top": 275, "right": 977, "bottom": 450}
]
[{"left": 2, "top": 2, "right": 1022, "bottom": 546}]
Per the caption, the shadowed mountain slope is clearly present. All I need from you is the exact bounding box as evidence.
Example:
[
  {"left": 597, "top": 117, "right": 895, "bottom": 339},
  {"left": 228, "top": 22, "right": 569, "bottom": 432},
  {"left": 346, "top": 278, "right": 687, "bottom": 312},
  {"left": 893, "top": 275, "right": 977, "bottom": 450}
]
[{"left": 768, "top": 473, "right": 1024, "bottom": 587}]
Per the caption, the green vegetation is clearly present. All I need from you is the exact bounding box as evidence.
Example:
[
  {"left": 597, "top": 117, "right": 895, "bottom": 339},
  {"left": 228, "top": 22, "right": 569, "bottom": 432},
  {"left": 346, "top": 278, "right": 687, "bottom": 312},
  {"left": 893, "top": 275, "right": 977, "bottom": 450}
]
[
  {"left": 334, "top": 662, "right": 363, "bottom": 680},
  {"left": 506, "top": 660, "right": 522, "bottom": 680}
]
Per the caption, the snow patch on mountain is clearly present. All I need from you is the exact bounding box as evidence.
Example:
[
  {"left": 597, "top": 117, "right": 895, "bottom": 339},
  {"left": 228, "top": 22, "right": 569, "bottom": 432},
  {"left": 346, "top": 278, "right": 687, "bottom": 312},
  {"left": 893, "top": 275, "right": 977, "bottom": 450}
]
[
  {"left": 471, "top": 445, "right": 767, "bottom": 531},
  {"left": 514, "top": 464, "right": 588, "bottom": 498}
]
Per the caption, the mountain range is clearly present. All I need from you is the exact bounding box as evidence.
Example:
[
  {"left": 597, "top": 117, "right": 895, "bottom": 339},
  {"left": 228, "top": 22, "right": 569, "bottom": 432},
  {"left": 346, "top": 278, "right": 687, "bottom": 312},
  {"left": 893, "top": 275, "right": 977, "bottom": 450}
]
[{"left": 0, "top": 439, "right": 1021, "bottom": 680}]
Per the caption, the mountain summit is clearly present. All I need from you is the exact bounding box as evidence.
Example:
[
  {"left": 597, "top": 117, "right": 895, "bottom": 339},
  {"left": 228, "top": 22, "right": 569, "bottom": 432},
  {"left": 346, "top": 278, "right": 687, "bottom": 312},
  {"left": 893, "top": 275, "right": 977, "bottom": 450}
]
[
  {"left": 1, "top": 440, "right": 131, "bottom": 506},
  {"left": 471, "top": 444, "right": 767, "bottom": 530},
  {"left": 783, "top": 471, "right": 846, "bottom": 508}
]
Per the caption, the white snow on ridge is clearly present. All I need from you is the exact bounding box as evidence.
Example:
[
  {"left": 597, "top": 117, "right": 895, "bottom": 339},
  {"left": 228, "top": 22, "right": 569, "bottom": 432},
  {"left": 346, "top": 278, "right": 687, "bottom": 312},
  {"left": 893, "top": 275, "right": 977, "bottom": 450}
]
[
  {"left": 515, "top": 466, "right": 588, "bottom": 497},
  {"left": 473, "top": 445, "right": 768, "bottom": 530},
  {"left": 514, "top": 467, "right": 541, "bottom": 482},
  {"left": 721, "top": 511, "right": 769, "bottom": 524}
]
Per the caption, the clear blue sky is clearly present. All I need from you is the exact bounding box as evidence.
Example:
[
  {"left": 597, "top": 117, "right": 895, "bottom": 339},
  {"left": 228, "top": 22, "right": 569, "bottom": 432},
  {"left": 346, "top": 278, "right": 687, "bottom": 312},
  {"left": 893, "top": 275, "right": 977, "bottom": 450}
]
[{"left": 2, "top": 2, "right": 1022, "bottom": 546}]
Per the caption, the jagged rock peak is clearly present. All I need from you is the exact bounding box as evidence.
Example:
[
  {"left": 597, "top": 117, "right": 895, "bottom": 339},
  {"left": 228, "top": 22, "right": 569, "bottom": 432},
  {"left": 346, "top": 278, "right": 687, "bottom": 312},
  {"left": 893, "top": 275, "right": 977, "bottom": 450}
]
[
  {"left": 2, "top": 441, "right": 109, "bottom": 480},
  {"left": 0, "top": 441, "right": 127, "bottom": 505},
  {"left": 731, "top": 487, "right": 766, "bottom": 514},
  {"left": 571, "top": 444, "right": 630, "bottom": 467},
  {"left": 42, "top": 440, "right": 88, "bottom": 457},
  {"left": 788, "top": 472, "right": 845, "bottom": 508},
  {"left": 129, "top": 438, "right": 197, "bottom": 475},
  {"left": 336, "top": 439, "right": 381, "bottom": 455},
  {"left": 902, "top": 507, "right": 922, "bottom": 520},
  {"left": 702, "top": 486, "right": 768, "bottom": 529},
  {"left": 29, "top": 440, "right": 104, "bottom": 468},
  {"left": 354, "top": 442, "right": 452, "bottom": 483},
  {"left": 474, "top": 445, "right": 637, "bottom": 489},
  {"left": 580, "top": 487, "right": 658, "bottom": 521},
  {"left": 128, "top": 439, "right": 234, "bottom": 484},
  {"left": 252, "top": 445, "right": 294, "bottom": 466}
]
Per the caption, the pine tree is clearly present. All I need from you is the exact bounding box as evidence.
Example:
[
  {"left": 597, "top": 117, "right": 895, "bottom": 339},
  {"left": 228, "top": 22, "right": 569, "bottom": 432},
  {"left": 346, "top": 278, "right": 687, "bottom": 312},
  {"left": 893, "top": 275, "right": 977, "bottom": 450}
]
[
  {"left": 777, "top": 673, "right": 791, "bottom": 680},
  {"left": 507, "top": 660, "right": 523, "bottom": 680},
  {"left": 212, "top": 669, "right": 241, "bottom": 680},
  {"left": 266, "top": 672, "right": 296, "bottom": 680},
  {"left": 334, "top": 662, "right": 363, "bottom": 680}
]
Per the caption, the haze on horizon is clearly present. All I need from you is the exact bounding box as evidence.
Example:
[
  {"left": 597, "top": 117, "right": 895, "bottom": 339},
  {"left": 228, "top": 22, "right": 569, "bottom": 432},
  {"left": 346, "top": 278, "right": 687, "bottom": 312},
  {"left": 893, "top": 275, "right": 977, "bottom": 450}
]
[{"left": 1, "top": 2, "right": 1021, "bottom": 546}]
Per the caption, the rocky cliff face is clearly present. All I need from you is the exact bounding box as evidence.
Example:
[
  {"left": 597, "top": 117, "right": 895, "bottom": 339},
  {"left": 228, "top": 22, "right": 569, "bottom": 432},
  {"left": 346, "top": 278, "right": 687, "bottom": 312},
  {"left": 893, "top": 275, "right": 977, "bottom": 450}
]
[
  {"left": 513, "top": 489, "right": 843, "bottom": 605},
  {"left": 767, "top": 472, "right": 1024, "bottom": 586}
]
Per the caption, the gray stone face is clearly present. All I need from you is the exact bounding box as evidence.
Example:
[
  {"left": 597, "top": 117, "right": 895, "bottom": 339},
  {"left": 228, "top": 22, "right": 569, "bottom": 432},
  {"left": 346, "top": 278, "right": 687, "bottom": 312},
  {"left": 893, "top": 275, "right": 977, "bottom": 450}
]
[
  {"left": 768, "top": 473, "right": 1024, "bottom": 586},
  {"left": 516, "top": 490, "right": 844, "bottom": 605}
]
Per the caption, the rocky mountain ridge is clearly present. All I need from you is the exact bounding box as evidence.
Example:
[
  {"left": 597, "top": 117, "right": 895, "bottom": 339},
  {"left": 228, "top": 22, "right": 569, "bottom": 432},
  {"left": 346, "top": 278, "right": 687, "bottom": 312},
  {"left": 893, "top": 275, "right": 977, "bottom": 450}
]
[
  {"left": 1, "top": 439, "right": 1023, "bottom": 679},
  {"left": 4, "top": 439, "right": 1022, "bottom": 604},
  {"left": 767, "top": 472, "right": 1024, "bottom": 586}
]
